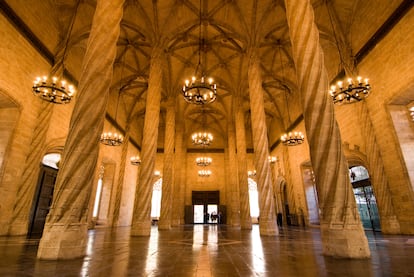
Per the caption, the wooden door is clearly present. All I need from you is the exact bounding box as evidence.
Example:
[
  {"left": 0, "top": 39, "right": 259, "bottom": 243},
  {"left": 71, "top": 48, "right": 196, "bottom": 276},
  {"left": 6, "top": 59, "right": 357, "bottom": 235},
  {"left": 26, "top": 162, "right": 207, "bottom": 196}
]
[{"left": 28, "top": 165, "right": 57, "bottom": 238}]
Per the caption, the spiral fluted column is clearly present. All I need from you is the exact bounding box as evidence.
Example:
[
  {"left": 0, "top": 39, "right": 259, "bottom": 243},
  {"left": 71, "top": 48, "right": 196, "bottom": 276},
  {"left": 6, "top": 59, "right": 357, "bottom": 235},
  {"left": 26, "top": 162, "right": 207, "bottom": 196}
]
[
  {"left": 247, "top": 50, "right": 278, "bottom": 236},
  {"left": 112, "top": 124, "right": 131, "bottom": 227},
  {"left": 158, "top": 99, "right": 175, "bottom": 230},
  {"left": 282, "top": 145, "right": 297, "bottom": 221},
  {"left": 234, "top": 96, "right": 251, "bottom": 230},
  {"left": 172, "top": 116, "right": 184, "bottom": 226},
  {"left": 284, "top": 0, "right": 369, "bottom": 257},
  {"left": 131, "top": 47, "right": 163, "bottom": 236},
  {"left": 8, "top": 29, "right": 73, "bottom": 235},
  {"left": 359, "top": 103, "right": 400, "bottom": 233},
  {"left": 37, "top": 0, "right": 124, "bottom": 260},
  {"left": 227, "top": 118, "right": 240, "bottom": 226}
]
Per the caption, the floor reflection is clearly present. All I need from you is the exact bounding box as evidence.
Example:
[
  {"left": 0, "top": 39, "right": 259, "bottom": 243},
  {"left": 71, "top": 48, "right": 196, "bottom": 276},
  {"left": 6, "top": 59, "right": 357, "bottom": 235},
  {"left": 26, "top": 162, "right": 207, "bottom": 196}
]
[
  {"left": 144, "top": 226, "right": 159, "bottom": 275},
  {"left": 0, "top": 225, "right": 413, "bottom": 276},
  {"left": 250, "top": 225, "right": 265, "bottom": 273}
]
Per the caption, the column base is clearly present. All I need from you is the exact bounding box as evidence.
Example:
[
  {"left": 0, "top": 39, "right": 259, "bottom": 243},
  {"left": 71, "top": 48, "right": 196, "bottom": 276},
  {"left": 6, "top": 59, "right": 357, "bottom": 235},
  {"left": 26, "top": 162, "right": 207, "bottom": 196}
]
[
  {"left": 131, "top": 221, "right": 151, "bottom": 236},
  {"left": 240, "top": 219, "right": 252, "bottom": 230},
  {"left": 158, "top": 220, "right": 171, "bottom": 230},
  {"left": 380, "top": 216, "right": 401, "bottom": 234},
  {"left": 399, "top": 219, "right": 414, "bottom": 235},
  {"left": 0, "top": 220, "right": 10, "bottom": 235},
  {"left": 7, "top": 220, "right": 29, "bottom": 236},
  {"left": 320, "top": 223, "right": 370, "bottom": 258},
  {"left": 171, "top": 219, "right": 180, "bottom": 227},
  {"left": 259, "top": 219, "right": 278, "bottom": 236},
  {"left": 37, "top": 222, "right": 88, "bottom": 260}
]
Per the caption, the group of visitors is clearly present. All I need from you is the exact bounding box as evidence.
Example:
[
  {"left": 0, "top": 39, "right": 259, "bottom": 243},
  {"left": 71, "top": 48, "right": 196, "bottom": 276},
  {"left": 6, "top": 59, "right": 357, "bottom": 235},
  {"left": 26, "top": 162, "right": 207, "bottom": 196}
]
[{"left": 204, "top": 211, "right": 222, "bottom": 224}]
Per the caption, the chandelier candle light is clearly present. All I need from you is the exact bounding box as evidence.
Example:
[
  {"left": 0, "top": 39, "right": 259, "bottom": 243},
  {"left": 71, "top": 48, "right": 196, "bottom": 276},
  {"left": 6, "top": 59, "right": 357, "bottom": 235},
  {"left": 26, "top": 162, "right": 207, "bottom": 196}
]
[
  {"left": 130, "top": 156, "right": 141, "bottom": 166},
  {"left": 100, "top": 132, "right": 124, "bottom": 146},
  {"left": 268, "top": 156, "right": 277, "bottom": 164},
  {"left": 182, "top": 0, "right": 217, "bottom": 105},
  {"left": 329, "top": 77, "right": 371, "bottom": 104},
  {"left": 198, "top": 169, "right": 211, "bottom": 177},
  {"left": 192, "top": 132, "right": 213, "bottom": 146},
  {"left": 32, "top": 76, "right": 75, "bottom": 104},
  {"left": 407, "top": 102, "right": 414, "bottom": 121},
  {"left": 196, "top": 156, "right": 212, "bottom": 166},
  {"left": 248, "top": 170, "right": 256, "bottom": 177},
  {"left": 281, "top": 131, "right": 305, "bottom": 146},
  {"left": 183, "top": 77, "right": 217, "bottom": 105}
]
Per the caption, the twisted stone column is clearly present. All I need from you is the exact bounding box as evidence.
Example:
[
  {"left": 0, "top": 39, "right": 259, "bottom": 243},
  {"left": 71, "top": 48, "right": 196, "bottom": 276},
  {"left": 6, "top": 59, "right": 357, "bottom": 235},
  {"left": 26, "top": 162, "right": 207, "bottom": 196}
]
[
  {"left": 131, "top": 47, "right": 163, "bottom": 236},
  {"left": 158, "top": 99, "right": 175, "bottom": 230},
  {"left": 171, "top": 115, "right": 184, "bottom": 226},
  {"left": 247, "top": 50, "right": 278, "bottom": 236},
  {"left": 9, "top": 89, "right": 54, "bottom": 235},
  {"left": 284, "top": 0, "right": 370, "bottom": 257},
  {"left": 359, "top": 103, "right": 400, "bottom": 233},
  {"left": 327, "top": 0, "right": 399, "bottom": 234},
  {"left": 234, "top": 96, "right": 252, "bottom": 230},
  {"left": 37, "top": 0, "right": 124, "bottom": 260},
  {"left": 112, "top": 124, "right": 131, "bottom": 227},
  {"left": 282, "top": 145, "right": 297, "bottom": 217},
  {"left": 227, "top": 118, "right": 240, "bottom": 226},
  {"left": 8, "top": 35, "right": 69, "bottom": 236}
]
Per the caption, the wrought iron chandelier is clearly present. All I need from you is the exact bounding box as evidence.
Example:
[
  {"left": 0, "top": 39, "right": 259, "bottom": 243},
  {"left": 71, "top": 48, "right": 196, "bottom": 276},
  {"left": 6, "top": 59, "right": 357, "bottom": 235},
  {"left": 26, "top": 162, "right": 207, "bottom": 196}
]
[
  {"left": 408, "top": 102, "right": 414, "bottom": 121},
  {"left": 100, "top": 52, "right": 125, "bottom": 146},
  {"left": 268, "top": 156, "right": 277, "bottom": 164},
  {"left": 329, "top": 77, "right": 371, "bottom": 104},
  {"left": 248, "top": 170, "right": 256, "bottom": 177},
  {"left": 192, "top": 132, "right": 213, "bottom": 146},
  {"left": 196, "top": 156, "right": 212, "bottom": 166},
  {"left": 130, "top": 156, "right": 141, "bottom": 166},
  {"left": 192, "top": 106, "right": 213, "bottom": 146},
  {"left": 100, "top": 132, "right": 124, "bottom": 146},
  {"left": 32, "top": 4, "right": 78, "bottom": 104},
  {"left": 281, "top": 131, "right": 305, "bottom": 146},
  {"left": 326, "top": 4, "right": 371, "bottom": 105},
  {"left": 33, "top": 76, "right": 75, "bottom": 104},
  {"left": 277, "top": 44, "right": 305, "bottom": 147},
  {"left": 183, "top": 77, "right": 217, "bottom": 105},
  {"left": 198, "top": 169, "right": 211, "bottom": 177},
  {"left": 182, "top": 0, "right": 217, "bottom": 105}
]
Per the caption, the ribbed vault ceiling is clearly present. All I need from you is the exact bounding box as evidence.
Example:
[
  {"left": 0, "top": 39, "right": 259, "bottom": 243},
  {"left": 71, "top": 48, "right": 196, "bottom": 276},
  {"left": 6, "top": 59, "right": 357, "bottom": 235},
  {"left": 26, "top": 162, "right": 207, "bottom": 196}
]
[{"left": 5, "top": 0, "right": 404, "bottom": 150}]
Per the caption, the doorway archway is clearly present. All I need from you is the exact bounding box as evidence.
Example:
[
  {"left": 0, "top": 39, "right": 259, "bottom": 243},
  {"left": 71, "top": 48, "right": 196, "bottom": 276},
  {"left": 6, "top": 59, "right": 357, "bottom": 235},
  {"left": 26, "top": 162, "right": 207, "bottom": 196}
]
[
  {"left": 28, "top": 153, "right": 61, "bottom": 238},
  {"left": 248, "top": 178, "right": 260, "bottom": 223},
  {"left": 350, "top": 165, "right": 381, "bottom": 231}
]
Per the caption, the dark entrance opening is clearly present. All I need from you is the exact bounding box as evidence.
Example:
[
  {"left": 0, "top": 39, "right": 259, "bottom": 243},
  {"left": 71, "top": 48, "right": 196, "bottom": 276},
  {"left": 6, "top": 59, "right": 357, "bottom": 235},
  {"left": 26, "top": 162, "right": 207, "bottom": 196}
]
[
  {"left": 350, "top": 166, "right": 381, "bottom": 232},
  {"left": 28, "top": 165, "right": 57, "bottom": 238},
  {"left": 186, "top": 191, "right": 225, "bottom": 224}
]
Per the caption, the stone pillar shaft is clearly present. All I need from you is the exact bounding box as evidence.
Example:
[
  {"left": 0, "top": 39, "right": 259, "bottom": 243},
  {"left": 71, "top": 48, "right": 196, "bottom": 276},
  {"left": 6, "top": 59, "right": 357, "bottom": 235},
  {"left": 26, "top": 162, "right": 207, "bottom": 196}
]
[
  {"left": 158, "top": 100, "right": 175, "bottom": 230},
  {"left": 234, "top": 96, "right": 252, "bottom": 230},
  {"left": 131, "top": 47, "right": 163, "bottom": 236},
  {"left": 359, "top": 103, "right": 400, "bottom": 233},
  {"left": 247, "top": 50, "right": 278, "bottom": 236},
  {"left": 284, "top": 0, "right": 370, "bottom": 258},
  {"left": 37, "top": 0, "right": 124, "bottom": 260},
  {"left": 112, "top": 124, "right": 131, "bottom": 227},
  {"left": 8, "top": 35, "right": 69, "bottom": 236},
  {"left": 227, "top": 119, "right": 240, "bottom": 226},
  {"left": 172, "top": 116, "right": 184, "bottom": 226}
]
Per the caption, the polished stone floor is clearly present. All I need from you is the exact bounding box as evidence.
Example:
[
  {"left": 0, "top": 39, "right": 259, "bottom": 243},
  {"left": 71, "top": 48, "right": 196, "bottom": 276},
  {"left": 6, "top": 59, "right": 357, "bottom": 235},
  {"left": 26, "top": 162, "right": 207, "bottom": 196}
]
[{"left": 0, "top": 224, "right": 413, "bottom": 276}]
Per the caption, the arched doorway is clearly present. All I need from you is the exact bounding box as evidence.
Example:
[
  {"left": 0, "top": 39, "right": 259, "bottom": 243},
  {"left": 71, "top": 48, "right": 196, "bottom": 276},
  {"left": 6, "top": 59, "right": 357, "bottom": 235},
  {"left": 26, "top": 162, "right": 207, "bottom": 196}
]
[
  {"left": 350, "top": 165, "right": 381, "bottom": 231},
  {"left": 28, "top": 153, "right": 61, "bottom": 238},
  {"left": 248, "top": 178, "right": 260, "bottom": 223},
  {"left": 151, "top": 178, "right": 162, "bottom": 224}
]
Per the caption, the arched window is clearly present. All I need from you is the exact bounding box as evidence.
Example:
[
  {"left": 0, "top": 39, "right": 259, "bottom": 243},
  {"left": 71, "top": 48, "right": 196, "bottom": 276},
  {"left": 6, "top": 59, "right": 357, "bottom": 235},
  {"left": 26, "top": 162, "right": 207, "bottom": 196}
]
[
  {"left": 349, "top": 166, "right": 369, "bottom": 182},
  {"left": 42, "top": 153, "right": 61, "bottom": 169},
  {"left": 248, "top": 178, "right": 260, "bottom": 218},
  {"left": 151, "top": 179, "right": 162, "bottom": 219}
]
